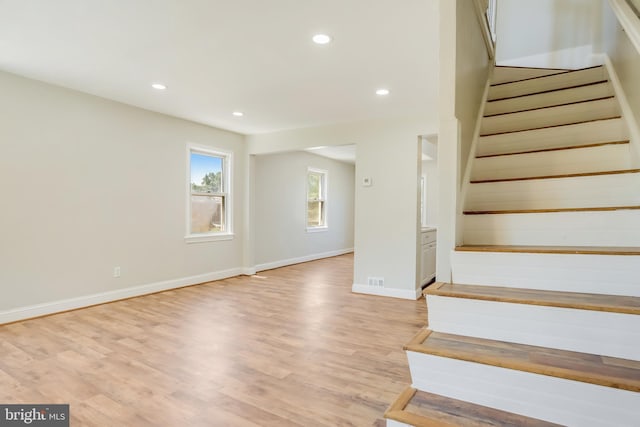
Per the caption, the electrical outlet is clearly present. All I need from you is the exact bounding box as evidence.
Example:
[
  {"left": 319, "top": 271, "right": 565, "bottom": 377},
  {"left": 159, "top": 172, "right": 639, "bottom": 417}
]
[
  {"left": 113, "top": 266, "right": 121, "bottom": 278},
  {"left": 367, "top": 277, "right": 385, "bottom": 287}
]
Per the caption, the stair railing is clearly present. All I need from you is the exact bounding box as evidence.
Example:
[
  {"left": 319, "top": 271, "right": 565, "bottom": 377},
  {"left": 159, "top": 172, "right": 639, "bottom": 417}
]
[
  {"left": 609, "top": 0, "right": 640, "bottom": 54},
  {"left": 473, "top": 0, "right": 497, "bottom": 59}
]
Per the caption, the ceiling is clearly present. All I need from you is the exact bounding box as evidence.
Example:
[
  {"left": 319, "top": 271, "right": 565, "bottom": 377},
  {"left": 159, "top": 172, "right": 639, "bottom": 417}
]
[
  {"left": 0, "top": 0, "right": 439, "bottom": 135},
  {"left": 305, "top": 144, "right": 356, "bottom": 164}
]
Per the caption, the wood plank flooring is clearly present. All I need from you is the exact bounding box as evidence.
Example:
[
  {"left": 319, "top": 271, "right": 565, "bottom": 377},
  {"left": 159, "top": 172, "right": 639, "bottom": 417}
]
[{"left": 0, "top": 254, "right": 427, "bottom": 426}]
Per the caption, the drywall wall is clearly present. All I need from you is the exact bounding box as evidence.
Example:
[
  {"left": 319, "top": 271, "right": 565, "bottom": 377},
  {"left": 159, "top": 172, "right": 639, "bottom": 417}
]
[
  {"left": 0, "top": 70, "right": 246, "bottom": 319},
  {"left": 436, "top": 0, "right": 491, "bottom": 282},
  {"left": 249, "top": 116, "right": 435, "bottom": 299},
  {"left": 496, "top": 0, "right": 605, "bottom": 69},
  {"left": 602, "top": 0, "right": 640, "bottom": 166},
  {"left": 456, "top": 0, "right": 491, "bottom": 183},
  {"left": 253, "top": 151, "right": 354, "bottom": 269},
  {"left": 422, "top": 159, "right": 439, "bottom": 226}
]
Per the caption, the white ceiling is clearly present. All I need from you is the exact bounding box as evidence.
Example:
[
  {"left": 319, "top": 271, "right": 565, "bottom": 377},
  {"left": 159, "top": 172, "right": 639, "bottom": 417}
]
[{"left": 0, "top": 0, "right": 439, "bottom": 135}]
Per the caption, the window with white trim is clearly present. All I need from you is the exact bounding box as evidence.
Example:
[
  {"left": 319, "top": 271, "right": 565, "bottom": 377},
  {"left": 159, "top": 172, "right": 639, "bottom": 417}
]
[
  {"left": 306, "top": 168, "right": 327, "bottom": 230},
  {"left": 186, "top": 145, "right": 232, "bottom": 242}
]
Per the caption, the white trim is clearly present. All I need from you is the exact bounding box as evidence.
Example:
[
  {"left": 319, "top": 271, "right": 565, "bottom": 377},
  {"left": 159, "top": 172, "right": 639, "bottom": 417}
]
[
  {"left": 602, "top": 53, "right": 640, "bottom": 166},
  {"left": 254, "top": 248, "right": 353, "bottom": 272},
  {"left": 186, "top": 143, "right": 233, "bottom": 240},
  {"left": 184, "top": 232, "right": 234, "bottom": 243},
  {"left": 306, "top": 167, "right": 328, "bottom": 229},
  {"left": 459, "top": 71, "right": 493, "bottom": 213},
  {"left": 351, "top": 283, "right": 421, "bottom": 300},
  {"left": 609, "top": 0, "right": 640, "bottom": 55},
  {"left": 0, "top": 267, "right": 243, "bottom": 325}
]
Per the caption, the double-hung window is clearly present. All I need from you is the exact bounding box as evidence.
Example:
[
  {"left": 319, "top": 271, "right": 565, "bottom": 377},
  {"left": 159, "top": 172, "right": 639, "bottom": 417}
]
[
  {"left": 306, "top": 168, "right": 327, "bottom": 230},
  {"left": 186, "top": 145, "right": 232, "bottom": 242}
]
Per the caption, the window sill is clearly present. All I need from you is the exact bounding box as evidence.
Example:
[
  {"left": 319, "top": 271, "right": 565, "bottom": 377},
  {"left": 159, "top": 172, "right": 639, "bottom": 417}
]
[
  {"left": 306, "top": 226, "right": 328, "bottom": 233},
  {"left": 185, "top": 232, "right": 235, "bottom": 244}
]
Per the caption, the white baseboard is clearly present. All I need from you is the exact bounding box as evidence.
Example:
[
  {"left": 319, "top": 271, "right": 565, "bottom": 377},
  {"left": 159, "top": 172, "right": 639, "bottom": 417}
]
[
  {"left": 352, "top": 283, "right": 421, "bottom": 300},
  {"left": 0, "top": 267, "right": 244, "bottom": 324},
  {"left": 254, "top": 248, "right": 353, "bottom": 272}
]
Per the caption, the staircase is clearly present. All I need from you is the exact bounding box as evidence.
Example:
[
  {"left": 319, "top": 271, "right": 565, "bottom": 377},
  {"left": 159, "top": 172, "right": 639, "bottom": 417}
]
[{"left": 385, "top": 65, "right": 640, "bottom": 426}]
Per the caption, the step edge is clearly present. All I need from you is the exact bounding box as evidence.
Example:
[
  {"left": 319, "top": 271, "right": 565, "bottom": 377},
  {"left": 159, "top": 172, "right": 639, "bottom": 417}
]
[
  {"left": 478, "top": 117, "right": 624, "bottom": 140},
  {"left": 424, "top": 283, "right": 640, "bottom": 315},
  {"left": 479, "top": 116, "right": 622, "bottom": 138},
  {"left": 454, "top": 245, "right": 640, "bottom": 256},
  {"left": 406, "top": 331, "right": 640, "bottom": 392},
  {"left": 484, "top": 92, "right": 612, "bottom": 118},
  {"left": 470, "top": 168, "right": 640, "bottom": 184},
  {"left": 476, "top": 140, "right": 630, "bottom": 159},
  {"left": 463, "top": 205, "right": 640, "bottom": 215},
  {"left": 490, "top": 65, "right": 602, "bottom": 87}
]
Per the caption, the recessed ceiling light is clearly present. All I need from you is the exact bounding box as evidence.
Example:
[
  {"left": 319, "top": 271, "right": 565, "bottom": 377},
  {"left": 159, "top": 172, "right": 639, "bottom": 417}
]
[
  {"left": 151, "top": 83, "right": 167, "bottom": 90},
  {"left": 312, "top": 34, "right": 332, "bottom": 45},
  {"left": 232, "top": 111, "right": 244, "bottom": 117},
  {"left": 376, "top": 88, "right": 390, "bottom": 96}
]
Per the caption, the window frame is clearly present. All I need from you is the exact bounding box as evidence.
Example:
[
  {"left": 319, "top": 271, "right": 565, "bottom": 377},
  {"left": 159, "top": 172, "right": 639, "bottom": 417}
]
[
  {"left": 306, "top": 167, "right": 328, "bottom": 232},
  {"left": 185, "top": 144, "right": 233, "bottom": 243}
]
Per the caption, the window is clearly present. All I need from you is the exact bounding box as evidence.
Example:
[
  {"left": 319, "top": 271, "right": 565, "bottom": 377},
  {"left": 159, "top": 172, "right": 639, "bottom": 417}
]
[
  {"left": 307, "top": 168, "right": 327, "bottom": 230},
  {"left": 186, "top": 145, "right": 232, "bottom": 242}
]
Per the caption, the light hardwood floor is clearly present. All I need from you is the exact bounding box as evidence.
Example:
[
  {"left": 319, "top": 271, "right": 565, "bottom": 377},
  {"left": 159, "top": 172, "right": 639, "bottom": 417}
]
[{"left": 0, "top": 254, "right": 427, "bottom": 426}]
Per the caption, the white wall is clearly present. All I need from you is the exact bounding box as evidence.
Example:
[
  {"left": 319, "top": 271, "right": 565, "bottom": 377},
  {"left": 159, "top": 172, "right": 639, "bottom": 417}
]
[
  {"left": 437, "top": 0, "right": 492, "bottom": 282},
  {"left": 249, "top": 116, "right": 435, "bottom": 299},
  {"left": 0, "top": 71, "right": 246, "bottom": 320},
  {"left": 422, "top": 159, "right": 439, "bottom": 226},
  {"left": 602, "top": 0, "right": 640, "bottom": 166},
  {"left": 253, "top": 151, "right": 354, "bottom": 270},
  {"left": 496, "top": 0, "right": 606, "bottom": 69}
]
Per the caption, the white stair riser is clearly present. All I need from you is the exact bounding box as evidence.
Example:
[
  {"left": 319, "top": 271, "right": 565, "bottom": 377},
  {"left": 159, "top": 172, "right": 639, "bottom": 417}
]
[
  {"left": 451, "top": 251, "right": 640, "bottom": 296},
  {"left": 481, "top": 98, "right": 619, "bottom": 135},
  {"left": 488, "top": 66, "right": 606, "bottom": 101},
  {"left": 471, "top": 143, "right": 631, "bottom": 181},
  {"left": 463, "top": 210, "right": 640, "bottom": 247},
  {"left": 386, "top": 420, "right": 411, "bottom": 427},
  {"left": 427, "top": 296, "right": 640, "bottom": 360},
  {"left": 465, "top": 173, "right": 640, "bottom": 211},
  {"left": 477, "top": 118, "right": 628, "bottom": 157},
  {"left": 491, "top": 68, "right": 567, "bottom": 85},
  {"left": 485, "top": 82, "right": 613, "bottom": 116},
  {"left": 407, "top": 353, "right": 639, "bottom": 427}
]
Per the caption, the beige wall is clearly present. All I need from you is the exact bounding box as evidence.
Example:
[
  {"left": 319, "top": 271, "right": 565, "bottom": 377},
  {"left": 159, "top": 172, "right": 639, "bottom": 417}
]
[
  {"left": 602, "top": 1, "right": 640, "bottom": 165},
  {"left": 253, "top": 151, "right": 355, "bottom": 268},
  {"left": 0, "top": 71, "right": 246, "bottom": 313},
  {"left": 436, "top": 0, "right": 492, "bottom": 281}
]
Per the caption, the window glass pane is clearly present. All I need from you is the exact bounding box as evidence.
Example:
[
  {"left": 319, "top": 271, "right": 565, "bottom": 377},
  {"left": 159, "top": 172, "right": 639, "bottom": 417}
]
[
  {"left": 308, "top": 173, "right": 321, "bottom": 200},
  {"left": 307, "top": 201, "right": 323, "bottom": 227},
  {"left": 191, "top": 153, "right": 223, "bottom": 193},
  {"left": 191, "top": 195, "right": 224, "bottom": 233}
]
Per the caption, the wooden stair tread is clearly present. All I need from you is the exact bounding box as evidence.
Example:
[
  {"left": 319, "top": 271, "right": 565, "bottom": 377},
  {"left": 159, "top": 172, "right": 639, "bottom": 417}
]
[
  {"left": 385, "top": 386, "right": 560, "bottom": 427},
  {"left": 424, "top": 282, "right": 640, "bottom": 315},
  {"left": 480, "top": 116, "right": 621, "bottom": 137},
  {"left": 482, "top": 87, "right": 615, "bottom": 118},
  {"left": 463, "top": 205, "right": 640, "bottom": 215},
  {"left": 490, "top": 65, "right": 601, "bottom": 87},
  {"left": 404, "top": 330, "right": 640, "bottom": 392},
  {"left": 486, "top": 87, "right": 611, "bottom": 109},
  {"left": 476, "top": 140, "right": 629, "bottom": 159},
  {"left": 470, "top": 168, "right": 640, "bottom": 184},
  {"left": 455, "top": 245, "right": 640, "bottom": 255}
]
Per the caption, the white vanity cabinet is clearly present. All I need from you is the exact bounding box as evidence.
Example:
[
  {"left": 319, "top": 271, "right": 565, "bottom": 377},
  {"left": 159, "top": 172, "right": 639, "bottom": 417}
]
[{"left": 420, "top": 228, "right": 437, "bottom": 286}]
